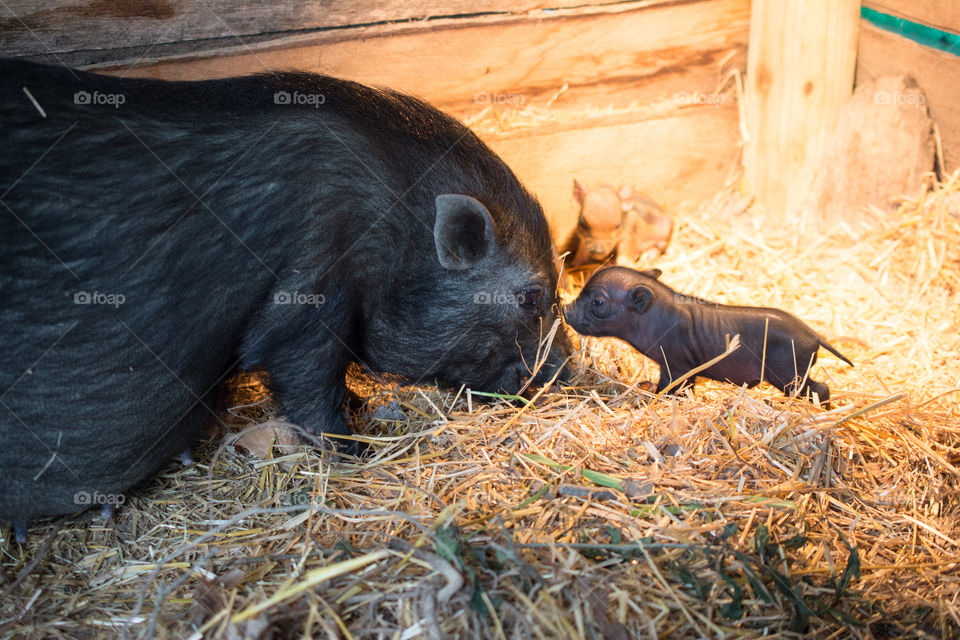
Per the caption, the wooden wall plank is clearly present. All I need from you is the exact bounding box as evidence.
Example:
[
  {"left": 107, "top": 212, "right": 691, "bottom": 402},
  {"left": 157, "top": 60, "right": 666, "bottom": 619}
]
[
  {"left": 90, "top": 0, "right": 748, "bottom": 117},
  {"left": 863, "top": 1, "right": 960, "bottom": 35},
  {"left": 0, "top": 1, "right": 555, "bottom": 61},
  {"left": 0, "top": 0, "right": 719, "bottom": 65},
  {"left": 857, "top": 21, "right": 960, "bottom": 172}
]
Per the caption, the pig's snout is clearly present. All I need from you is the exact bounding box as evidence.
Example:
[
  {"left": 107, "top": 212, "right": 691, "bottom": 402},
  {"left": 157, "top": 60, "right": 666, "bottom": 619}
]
[
  {"left": 531, "top": 357, "right": 570, "bottom": 387},
  {"left": 524, "top": 329, "right": 573, "bottom": 391}
]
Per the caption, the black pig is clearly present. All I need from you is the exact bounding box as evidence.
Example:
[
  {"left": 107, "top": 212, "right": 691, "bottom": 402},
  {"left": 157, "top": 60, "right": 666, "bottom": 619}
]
[
  {"left": 0, "top": 59, "right": 569, "bottom": 542},
  {"left": 564, "top": 267, "right": 851, "bottom": 401}
]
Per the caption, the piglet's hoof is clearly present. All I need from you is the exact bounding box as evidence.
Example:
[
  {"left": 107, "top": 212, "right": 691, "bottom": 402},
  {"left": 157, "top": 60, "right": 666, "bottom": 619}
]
[{"left": 636, "top": 381, "right": 657, "bottom": 393}]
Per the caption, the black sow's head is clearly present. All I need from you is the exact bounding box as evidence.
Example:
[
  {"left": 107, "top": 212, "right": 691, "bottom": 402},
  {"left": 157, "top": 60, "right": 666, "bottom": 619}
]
[{"left": 418, "top": 193, "right": 570, "bottom": 394}]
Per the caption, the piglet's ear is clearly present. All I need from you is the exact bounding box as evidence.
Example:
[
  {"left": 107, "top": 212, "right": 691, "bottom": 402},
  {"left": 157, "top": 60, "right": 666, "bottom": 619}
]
[
  {"left": 629, "top": 285, "right": 655, "bottom": 314},
  {"left": 639, "top": 268, "right": 662, "bottom": 280},
  {"left": 573, "top": 179, "right": 587, "bottom": 204},
  {"left": 435, "top": 194, "right": 495, "bottom": 270}
]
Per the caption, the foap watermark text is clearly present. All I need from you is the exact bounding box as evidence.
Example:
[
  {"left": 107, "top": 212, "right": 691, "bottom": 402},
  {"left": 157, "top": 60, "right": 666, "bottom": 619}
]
[
  {"left": 74, "top": 290, "right": 125, "bottom": 308},
  {"left": 274, "top": 291, "right": 326, "bottom": 307},
  {"left": 674, "top": 293, "right": 719, "bottom": 307},
  {"left": 74, "top": 491, "right": 125, "bottom": 506},
  {"left": 874, "top": 90, "right": 926, "bottom": 107},
  {"left": 474, "top": 92, "right": 526, "bottom": 106},
  {"left": 274, "top": 91, "right": 325, "bottom": 108},
  {"left": 74, "top": 90, "right": 126, "bottom": 108},
  {"left": 474, "top": 291, "right": 520, "bottom": 306},
  {"left": 674, "top": 91, "right": 726, "bottom": 107}
]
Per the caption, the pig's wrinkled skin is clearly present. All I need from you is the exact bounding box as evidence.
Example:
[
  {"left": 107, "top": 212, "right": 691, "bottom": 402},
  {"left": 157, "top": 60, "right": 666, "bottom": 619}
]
[
  {"left": 0, "top": 59, "right": 570, "bottom": 540},
  {"left": 565, "top": 267, "right": 852, "bottom": 401},
  {"left": 562, "top": 180, "right": 673, "bottom": 268}
]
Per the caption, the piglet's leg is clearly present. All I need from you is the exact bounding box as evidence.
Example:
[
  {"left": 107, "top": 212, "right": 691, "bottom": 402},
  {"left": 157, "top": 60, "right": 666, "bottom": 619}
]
[
  {"left": 656, "top": 369, "right": 693, "bottom": 395},
  {"left": 614, "top": 251, "right": 640, "bottom": 268},
  {"left": 616, "top": 210, "right": 644, "bottom": 265},
  {"left": 800, "top": 379, "right": 830, "bottom": 404},
  {"left": 779, "top": 375, "right": 830, "bottom": 405},
  {"left": 655, "top": 371, "right": 672, "bottom": 393}
]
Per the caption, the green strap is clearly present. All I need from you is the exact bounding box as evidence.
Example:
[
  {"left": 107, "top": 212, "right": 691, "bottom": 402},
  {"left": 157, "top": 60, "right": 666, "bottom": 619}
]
[{"left": 861, "top": 6, "right": 960, "bottom": 56}]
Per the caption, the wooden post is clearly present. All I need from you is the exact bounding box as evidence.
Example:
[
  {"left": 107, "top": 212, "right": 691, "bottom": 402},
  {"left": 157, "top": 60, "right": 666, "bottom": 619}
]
[{"left": 744, "top": 0, "right": 861, "bottom": 220}]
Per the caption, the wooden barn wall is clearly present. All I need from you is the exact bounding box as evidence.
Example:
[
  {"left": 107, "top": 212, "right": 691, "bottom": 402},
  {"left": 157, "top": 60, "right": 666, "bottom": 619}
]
[
  {"left": 860, "top": 1, "right": 960, "bottom": 173},
  {"left": 0, "top": 0, "right": 749, "bottom": 236},
  {"left": 1, "top": 1, "right": 630, "bottom": 66}
]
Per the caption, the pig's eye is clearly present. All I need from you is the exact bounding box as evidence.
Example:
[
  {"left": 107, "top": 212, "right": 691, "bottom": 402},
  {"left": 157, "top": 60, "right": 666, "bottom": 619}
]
[
  {"left": 590, "top": 296, "right": 611, "bottom": 318},
  {"left": 517, "top": 286, "right": 544, "bottom": 311}
]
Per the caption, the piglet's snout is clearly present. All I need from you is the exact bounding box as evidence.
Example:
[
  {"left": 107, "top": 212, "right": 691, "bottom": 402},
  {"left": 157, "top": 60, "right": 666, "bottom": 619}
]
[{"left": 588, "top": 244, "right": 611, "bottom": 258}]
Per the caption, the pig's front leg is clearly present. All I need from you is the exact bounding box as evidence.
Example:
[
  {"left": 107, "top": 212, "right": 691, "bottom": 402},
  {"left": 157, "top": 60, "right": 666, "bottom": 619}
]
[
  {"left": 241, "top": 291, "right": 361, "bottom": 455},
  {"left": 266, "top": 341, "right": 358, "bottom": 453}
]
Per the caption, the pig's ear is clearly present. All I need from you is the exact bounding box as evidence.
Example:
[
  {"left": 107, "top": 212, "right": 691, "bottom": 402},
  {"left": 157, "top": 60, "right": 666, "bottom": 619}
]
[
  {"left": 434, "top": 194, "right": 495, "bottom": 270},
  {"left": 573, "top": 179, "right": 586, "bottom": 204},
  {"left": 639, "top": 268, "right": 662, "bottom": 280},
  {"left": 629, "top": 285, "right": 655, "bottom": 314}
]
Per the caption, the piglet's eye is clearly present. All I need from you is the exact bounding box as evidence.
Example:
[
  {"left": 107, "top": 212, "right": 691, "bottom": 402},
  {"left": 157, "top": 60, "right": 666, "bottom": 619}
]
[{"left": 590, "top": 296, "right": 611, "bottom": 318}]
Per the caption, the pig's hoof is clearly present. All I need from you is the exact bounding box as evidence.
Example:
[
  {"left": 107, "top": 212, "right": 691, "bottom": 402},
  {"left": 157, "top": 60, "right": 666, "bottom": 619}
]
[
  {"left": 369, "top": 400, "right": 405, "bottom": 421},
  {"left": 12, "top": 519, "right": 28, "bottom": 544},
  {"left": 637, "top": 380, "right": 657, "bottom": 393},
  {"left": 180, "top": 450, "right": 194, "bottom": 466},
  {"left": 100, "top": 502, "right": 115, "bottom": 521}
]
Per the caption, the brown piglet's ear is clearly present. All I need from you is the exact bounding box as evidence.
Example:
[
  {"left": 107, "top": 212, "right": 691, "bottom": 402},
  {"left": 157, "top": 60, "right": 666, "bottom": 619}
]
[
  {"left": 638, "top": 268, "right": 662, "bottom": 280},
  {"left": 573, "top": 179, "right": 587, "bottom": 204}
]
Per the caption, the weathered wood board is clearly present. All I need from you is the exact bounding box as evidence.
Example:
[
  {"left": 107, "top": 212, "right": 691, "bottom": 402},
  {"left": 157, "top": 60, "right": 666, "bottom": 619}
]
[
  {"left": 0, "top": 1, "right": 587, "bottom": 64},
  {"left": 85, "top": 0, "right": 749, "bottom": 118}
]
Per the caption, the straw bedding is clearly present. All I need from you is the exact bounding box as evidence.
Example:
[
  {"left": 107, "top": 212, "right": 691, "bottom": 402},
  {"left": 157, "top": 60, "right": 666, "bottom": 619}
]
[{"left": 2, "top": 172, "right": 959, "bottom": 639}]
